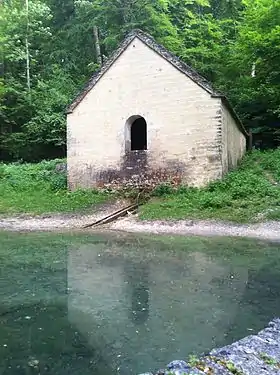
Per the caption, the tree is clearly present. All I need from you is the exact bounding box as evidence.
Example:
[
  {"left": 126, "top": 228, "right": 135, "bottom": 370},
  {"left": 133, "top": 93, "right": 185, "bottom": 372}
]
[
  {"left": 1, "top": 0, "right": 279, "bottom": 160},
  {"left": 210, "top": 0, "right": 243, "bottom": 20},
  {"left": 168, "top": 0, "right": 229, "bottom": 81},
  {"left": 0, "top": 0, "right": 53, "bottom": 159},
  {"left": 218, "top": 0, "right": 280, "bottom": 135},
  {"left": 74, "top": 0, "right": 181, "bottom": 54}
]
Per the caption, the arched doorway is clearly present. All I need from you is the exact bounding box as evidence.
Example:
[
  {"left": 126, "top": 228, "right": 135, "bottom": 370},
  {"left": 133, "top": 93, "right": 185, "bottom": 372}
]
[{"left": 129, "top": 116, "right": 147, "bottom": 151}]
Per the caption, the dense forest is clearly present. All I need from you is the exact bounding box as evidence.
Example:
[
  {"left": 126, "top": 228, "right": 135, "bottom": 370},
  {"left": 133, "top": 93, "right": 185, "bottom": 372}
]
[{"left": 1, "top": 0, "right": 279, "bottom": 161}]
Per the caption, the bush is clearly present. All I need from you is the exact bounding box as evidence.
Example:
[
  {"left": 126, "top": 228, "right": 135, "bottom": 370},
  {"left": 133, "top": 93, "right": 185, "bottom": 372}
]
[
  {"left": 196, "top": 192, "right": 233, "bottom": 209},
  {"left": 0, "top": 159, "right": 110, "bottom": 215},
  {"left": 141, "top": 149, "right": 280, "bottom": 223},
  {"left": 1, "top": 159, "right": 68, "bottom": 192},
  {"left": 0, "top": 164, "right": 9, "bottom": 180},
  {"left": 152, "top": 183, "right": 175, "bottom": 196}
]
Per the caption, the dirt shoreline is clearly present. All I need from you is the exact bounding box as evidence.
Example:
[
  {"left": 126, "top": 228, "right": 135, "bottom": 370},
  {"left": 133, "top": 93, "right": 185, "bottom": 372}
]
[
  {"left": 0, "top": 210, "right": 280, "bottom": 240},
  {"left": 111, "top": 216, "right": 280, "bottom": 241}
]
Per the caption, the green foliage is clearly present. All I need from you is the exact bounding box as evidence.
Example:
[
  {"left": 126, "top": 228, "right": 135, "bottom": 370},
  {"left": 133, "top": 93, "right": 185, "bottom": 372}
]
[
  {"left": 259, "top": 353, "right": 280, "bottom": 367},
  {"left": 187, "top": 354, "right": 200, "bottom": 367},
  {"left": 141, "top": 150, "right": 280, "bottom": 223},
  {"left": 153, "top": 183, "right": 174, "bottom": 197},
  {"left": 0, "top": 0, "right": 279, "bottom": 161},
  {"left": 217, "top": 0, "right": 280, "bottom": 131},
  {"left": 74, "top": 0, "right": 181, "bottom": 54},
  {"left": 0, "top": 160, "right": 110, "bottom": 215},
  {"left": 212, "top": 357, "right": 244, "bottom": 375}
]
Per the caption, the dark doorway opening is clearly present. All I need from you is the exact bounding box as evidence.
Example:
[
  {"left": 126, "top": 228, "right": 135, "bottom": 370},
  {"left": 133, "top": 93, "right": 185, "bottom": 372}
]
[{"left": 131, "top": 117, "right": 147, "bottom": 151}]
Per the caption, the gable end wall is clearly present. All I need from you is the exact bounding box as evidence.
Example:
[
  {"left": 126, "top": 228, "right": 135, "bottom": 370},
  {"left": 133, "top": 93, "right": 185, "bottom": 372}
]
[{"left": 67, "top": 38, "right": 225, "bottom": 189}]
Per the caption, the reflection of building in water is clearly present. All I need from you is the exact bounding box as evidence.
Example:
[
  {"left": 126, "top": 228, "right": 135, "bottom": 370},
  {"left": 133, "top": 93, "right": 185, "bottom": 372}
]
[
  {"left": 67, "top": 243, "right": 249, "bottom": 375},
  {"left": 123, "top": 261, "right": 150, "bottom": 325},
  {"left": 224, "top": 260, "right": 280, "bottom": 342}
]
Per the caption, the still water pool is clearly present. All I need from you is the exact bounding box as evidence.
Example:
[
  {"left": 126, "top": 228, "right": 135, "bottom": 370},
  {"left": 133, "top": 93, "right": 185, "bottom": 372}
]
[{"left": 0, "top": 231, "right": 280, "bottom": 375}]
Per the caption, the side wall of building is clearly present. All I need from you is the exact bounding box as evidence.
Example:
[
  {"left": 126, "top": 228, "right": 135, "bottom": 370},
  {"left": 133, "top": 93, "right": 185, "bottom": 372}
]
[
  {"left": 67, "top": 37, "right": 223, "bottom": 190},
  {"left": 221, "top": 104, "right": 247, "bottom": 175}
]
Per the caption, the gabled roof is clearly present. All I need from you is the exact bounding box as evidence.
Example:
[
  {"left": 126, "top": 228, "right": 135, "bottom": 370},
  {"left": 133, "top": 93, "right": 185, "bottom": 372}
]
[{"left": 67, "top": 29, "right": 248, "bottom": 136}]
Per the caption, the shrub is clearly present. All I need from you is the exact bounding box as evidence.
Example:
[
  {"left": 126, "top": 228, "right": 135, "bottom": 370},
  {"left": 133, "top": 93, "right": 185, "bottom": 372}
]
[
  {"left": 152, "top": 183, "right": 174, "bottom": 196},
  {"left": 0, "top": 164, "right": 9, "bottom": 180},
  {"left": 196, "top": 192, "right": 233, "bottom": 209},
  {"left": 0, "top": 159, "right": 109, "bottom": 215},
  {"left": 1, "top": 159, "right": 68, "bottom": 192},
  {"left": 141, "top": 149, "right": 280, "bottom": 222}
]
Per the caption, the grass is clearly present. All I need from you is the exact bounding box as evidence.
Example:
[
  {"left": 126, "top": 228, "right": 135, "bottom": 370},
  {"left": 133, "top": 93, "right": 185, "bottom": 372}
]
[
  {"left": 1, "top": 150, "right": 280, "bottom": 222},
  {"left": 0, "top": 159, "right": 111, "bottom": 215},
  {"left": 140, "top": 149, "right": 280, "bottom": 223}
]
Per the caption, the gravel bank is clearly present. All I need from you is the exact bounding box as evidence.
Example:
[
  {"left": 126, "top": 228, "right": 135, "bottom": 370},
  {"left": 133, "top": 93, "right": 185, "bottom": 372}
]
[
  {"left": 0, "top": 210, "right": 280, "bottom": 240},
  {"left": 0, "top": 200, "right": 127, "bottom": 232},
  {"left": 111, "top": 216, "right": 280, "bottom": 241}
]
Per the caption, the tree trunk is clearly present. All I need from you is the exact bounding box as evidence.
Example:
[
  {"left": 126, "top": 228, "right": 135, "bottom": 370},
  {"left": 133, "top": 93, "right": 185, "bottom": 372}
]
[
  {"left": 93, "top": 26, "right": 102, "bottom": 66},
  {"left": 26, "top": 0, "right": 31, "bottom": 94},
  {"left": 26, "top": 37, "right": 30, "bottom": 92},
  {"left": 251, "top": 62, "right": 256, "bottom": 78}
]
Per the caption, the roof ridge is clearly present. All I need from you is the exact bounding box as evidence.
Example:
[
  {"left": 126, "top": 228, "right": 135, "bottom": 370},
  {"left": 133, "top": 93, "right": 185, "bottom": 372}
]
[
  {"left": 66, "top": 28, "right": 220, "bottom": 114},
  {"left": 66, "top": 29, "right": 248, "bottom": 136}
]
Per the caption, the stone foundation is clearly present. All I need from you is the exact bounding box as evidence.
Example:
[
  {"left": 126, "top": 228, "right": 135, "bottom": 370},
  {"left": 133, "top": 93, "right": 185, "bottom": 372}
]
[{"left": 94, "top": 151, "right": 188, "bottom": 190}]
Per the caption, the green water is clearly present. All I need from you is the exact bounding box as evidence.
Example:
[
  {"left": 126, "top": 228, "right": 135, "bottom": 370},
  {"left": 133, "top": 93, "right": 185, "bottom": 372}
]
[{"left": 1, "top": 231, "right": 280, "bottom": 375}]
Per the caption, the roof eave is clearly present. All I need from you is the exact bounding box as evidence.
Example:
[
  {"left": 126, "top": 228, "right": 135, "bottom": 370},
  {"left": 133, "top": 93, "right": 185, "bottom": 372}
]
[{"left": 66, "top": 33, "right": 139, "bottom": 114}]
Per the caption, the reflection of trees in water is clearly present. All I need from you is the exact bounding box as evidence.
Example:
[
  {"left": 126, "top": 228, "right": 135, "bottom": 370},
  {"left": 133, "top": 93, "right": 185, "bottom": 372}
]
[
  {"left": 123, "top": 260, "right": 150, "bottom": 325},
  {"left": 224, "top": 260, "right": 280, "bottom": 343}
]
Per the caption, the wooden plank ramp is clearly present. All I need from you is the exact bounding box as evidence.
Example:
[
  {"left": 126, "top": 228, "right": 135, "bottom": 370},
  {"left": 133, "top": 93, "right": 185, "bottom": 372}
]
[{"left": 83, "top": 203, "right": 138, "bottom": 229}]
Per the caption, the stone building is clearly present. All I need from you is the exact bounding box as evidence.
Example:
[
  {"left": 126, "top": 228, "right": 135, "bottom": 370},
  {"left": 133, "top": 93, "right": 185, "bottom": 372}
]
[{"left": 67, "top": 29, "right": 247, "bottom": 190}]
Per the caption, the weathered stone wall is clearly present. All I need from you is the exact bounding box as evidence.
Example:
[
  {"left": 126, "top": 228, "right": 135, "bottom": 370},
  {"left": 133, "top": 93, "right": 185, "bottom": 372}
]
[
  {"left": 221, "top": 105, "right": 247, "bottom": 175},
  {"left": 67, "top": 37, "right": 223, "bottom": 190},
  {"left": 146, "top": 319, "right": 280, "bottom": 375}
]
